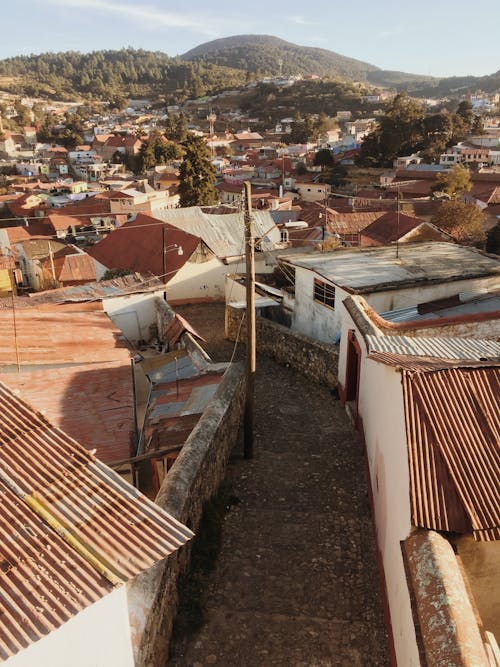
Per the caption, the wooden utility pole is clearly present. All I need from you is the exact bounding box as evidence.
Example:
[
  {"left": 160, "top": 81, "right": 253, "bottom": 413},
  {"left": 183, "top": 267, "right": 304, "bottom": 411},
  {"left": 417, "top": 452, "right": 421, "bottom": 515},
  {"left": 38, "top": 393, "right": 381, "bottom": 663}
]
[
  {"left": 162, "top": 224, "right": 167, "bottom": 301},
  {"left": 244, "top": 181, "right": 256, "bottom": 459}
]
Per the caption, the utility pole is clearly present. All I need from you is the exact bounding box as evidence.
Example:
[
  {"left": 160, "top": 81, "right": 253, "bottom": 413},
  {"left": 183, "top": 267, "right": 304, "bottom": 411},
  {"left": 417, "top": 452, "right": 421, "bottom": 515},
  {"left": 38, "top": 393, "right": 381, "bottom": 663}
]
[
  {"left": 244, "top": 181, "right": 256, "bottom": 459},
  {"left": 162, "top": 224, "right": 167, "bottom": 301},
  {"left": 396, "top": 185, "right": 401, "bottom": 260}
]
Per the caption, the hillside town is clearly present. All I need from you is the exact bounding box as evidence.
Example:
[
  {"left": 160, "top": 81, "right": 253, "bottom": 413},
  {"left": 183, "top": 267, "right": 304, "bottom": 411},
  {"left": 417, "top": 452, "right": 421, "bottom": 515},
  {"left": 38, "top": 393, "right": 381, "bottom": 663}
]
[{"left": 0, "top": 37, "right": 499, "bottom": 667}]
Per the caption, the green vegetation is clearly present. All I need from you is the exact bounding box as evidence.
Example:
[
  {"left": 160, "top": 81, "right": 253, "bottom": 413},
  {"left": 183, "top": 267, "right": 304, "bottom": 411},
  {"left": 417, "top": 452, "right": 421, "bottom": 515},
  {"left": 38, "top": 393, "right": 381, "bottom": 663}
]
[
  {"left": 357, "top": 95, "right": 479, "bottom": 167},
  {"left": 178, "top": 135, "right": 217, "bottom": 207},
  {"left": 135, "top": 130, "right": 184, "bottom": 173},
  {"left": 431, "top": 164, "right": 472, "bottom": 199},
  {"left": 181, "top": 34, "right": 379, "bottom": 80},
  {"left": 431, "top": 200, "right": 486, "bottom": 245},
  {"left": 0, "top": 49, "right": 247, "bottom": 102},
  {"left": 240, "top": 79, "right": 367, "bottom": 124}
]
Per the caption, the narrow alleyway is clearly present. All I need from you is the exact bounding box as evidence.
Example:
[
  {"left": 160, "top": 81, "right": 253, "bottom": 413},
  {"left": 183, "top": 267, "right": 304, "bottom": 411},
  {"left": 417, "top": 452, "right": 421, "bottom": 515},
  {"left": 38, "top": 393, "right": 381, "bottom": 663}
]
[{"left": 169, "top": 305, "right": 389, "bottom": 666}]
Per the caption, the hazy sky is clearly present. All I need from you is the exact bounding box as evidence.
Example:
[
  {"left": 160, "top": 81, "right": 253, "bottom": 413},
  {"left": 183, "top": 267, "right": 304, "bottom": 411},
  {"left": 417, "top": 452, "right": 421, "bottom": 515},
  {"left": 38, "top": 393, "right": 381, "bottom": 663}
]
[{"left": 1, "top": 0, "right": 498, "bottom": 78}]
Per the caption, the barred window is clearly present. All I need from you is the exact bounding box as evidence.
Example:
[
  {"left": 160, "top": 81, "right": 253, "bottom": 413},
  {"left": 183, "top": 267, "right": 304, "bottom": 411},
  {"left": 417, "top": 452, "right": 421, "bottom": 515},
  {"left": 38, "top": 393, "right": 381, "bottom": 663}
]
[{"left": 313, "top": 278, "right": 335, "bottom": 309}]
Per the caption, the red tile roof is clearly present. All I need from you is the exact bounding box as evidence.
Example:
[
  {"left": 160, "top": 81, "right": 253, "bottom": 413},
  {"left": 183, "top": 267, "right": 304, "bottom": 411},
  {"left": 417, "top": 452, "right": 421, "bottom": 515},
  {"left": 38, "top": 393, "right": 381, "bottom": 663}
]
[
  {"left": 47, "top": 247, "right": 97, "bottom": 283},
  {"left": 403, "top": 366, "right": 500, "bottom": 541},
  {"left": 360, "top": 211, "right": 425, "bottom": 244},
  {"left": 0, "top": 381, "right": 192, "bottom": 662},
  {"left": 87, "top": 213, "right": 200, "bottom": 281}
]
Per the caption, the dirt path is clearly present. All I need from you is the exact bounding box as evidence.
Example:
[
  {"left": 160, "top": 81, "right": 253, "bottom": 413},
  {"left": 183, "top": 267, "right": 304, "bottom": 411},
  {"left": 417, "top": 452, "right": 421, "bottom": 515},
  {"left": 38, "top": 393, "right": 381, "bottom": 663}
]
[{"left": 170, "top": 305, "right": 389, "bottom": 666}]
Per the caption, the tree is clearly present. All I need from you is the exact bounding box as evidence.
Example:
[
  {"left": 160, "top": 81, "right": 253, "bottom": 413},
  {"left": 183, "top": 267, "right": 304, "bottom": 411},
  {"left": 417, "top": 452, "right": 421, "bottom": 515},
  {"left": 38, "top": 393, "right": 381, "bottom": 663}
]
[
  {"left": 313, "top": 148, "right": 334, "bottom": 170},
  {"left": 431, "top": 200, "right": 486, "bottom": 244},
  {"left": 295, "top": 161, "right": 308, "bottom": 176},
  {"left": 357, "top": 94, "right": 424, "bottom": 167},
  {"left": 432, "top": 164, "right": 472, "bottom": 199},
  {"left": 178, "top": 135, "right": 218, "bottom": 207},
  {"left": 486, "top": 222, "right": 500, "bottom": 255}
]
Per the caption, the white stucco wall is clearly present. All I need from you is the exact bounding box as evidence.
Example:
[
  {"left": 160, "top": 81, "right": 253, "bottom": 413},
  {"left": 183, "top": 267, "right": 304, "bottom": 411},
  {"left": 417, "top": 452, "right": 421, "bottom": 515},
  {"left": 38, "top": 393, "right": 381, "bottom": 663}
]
[
  {"left": 339, "top": 312, "right": 420, "bottom": 666},
  {"left": 293, "top": 268, "right": 500, "bottom": 346},
  {"left": 290, "top": 266, "right": 348, "bottom": 343},
  {"left": 167, "top": 254, "right": 273, "bottom": 304},
  {"left": 5, "top": 587, "right": 134, "bottom": 667},
  {"left": 103, "top": 289, "right": 166, "bottom": 343}
]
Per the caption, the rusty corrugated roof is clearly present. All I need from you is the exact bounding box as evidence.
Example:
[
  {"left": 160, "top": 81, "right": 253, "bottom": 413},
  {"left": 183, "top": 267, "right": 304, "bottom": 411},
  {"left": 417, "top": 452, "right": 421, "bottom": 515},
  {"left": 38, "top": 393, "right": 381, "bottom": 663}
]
[
  {"left": 403, "top": 366, "right": 500, "bottom": 541},
  {"left": 0, "top": 382, "right": 192, "bottom": 662}
]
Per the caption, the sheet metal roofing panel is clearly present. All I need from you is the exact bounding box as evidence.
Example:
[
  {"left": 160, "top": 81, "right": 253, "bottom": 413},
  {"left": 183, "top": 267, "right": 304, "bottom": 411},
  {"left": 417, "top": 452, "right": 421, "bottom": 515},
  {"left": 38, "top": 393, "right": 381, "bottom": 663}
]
[
  {"left": 366, "top": 334, "right": 500, "bottom": 361},
  {"left": 152, "top": 205, "right": 280, "bottom": 258},
  {"left": 0, "top": 305, "right": 131, "bottom": 367},
  {"left": 27, "top": 273, "right": 164, "bottom": 305},
  {"left": 279, "top": 242, "right": 500, "bottom": 293},
  {"left": 403, "top": 367, "right": 500, "bottom": 541},
  {"left": 380, "top": 291, "right": 500, "bottom": 324},
  {"left": 2, "top": 361, "right": 134, "bottom": 463},
  {"left": 0, "top": 382, "right": 192, "bottom": 661}
]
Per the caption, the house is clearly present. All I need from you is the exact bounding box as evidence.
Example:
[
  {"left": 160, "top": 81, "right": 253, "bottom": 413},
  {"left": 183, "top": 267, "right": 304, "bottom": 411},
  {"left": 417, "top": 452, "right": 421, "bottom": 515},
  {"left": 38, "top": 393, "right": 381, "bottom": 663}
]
[
  {"left": 40, "top": 245, "right": 97, "bottom": 286},
  {"left": 277, "top": 242, "right": 500, "bottom": 344},
  {"left": 98, "top": 135, "right": 142, "bottom": 162},
  {"left": 89, "top": 208, "right": 283, "bottom": 304},
  {"left": 337, "top": 293, "right": 500, "bottom": 666},
  {"left": 359, "top": 211, "right": 451, "bottom": 247},
  {"left": 295, "top": 182, "right": 331, "bottom": 203},
  {"left": 0, "top": 130, "right": 15, "bottom": 156},
  {"left": 0, "top": 381, "right": 192, "bottom": 666}
]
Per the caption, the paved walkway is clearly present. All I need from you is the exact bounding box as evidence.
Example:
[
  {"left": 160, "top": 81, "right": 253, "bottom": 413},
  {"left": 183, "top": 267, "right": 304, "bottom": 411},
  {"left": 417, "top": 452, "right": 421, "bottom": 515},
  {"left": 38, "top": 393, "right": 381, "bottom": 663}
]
[{"left": 169, "top": 305, "right": 389, "bottom": 666}]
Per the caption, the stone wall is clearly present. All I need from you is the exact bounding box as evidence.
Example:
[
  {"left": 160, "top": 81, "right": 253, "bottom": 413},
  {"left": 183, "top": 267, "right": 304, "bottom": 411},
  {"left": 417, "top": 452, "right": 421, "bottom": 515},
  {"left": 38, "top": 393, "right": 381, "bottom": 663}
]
[
  {"left": 127, "top": 361, "right": 245, "bottom": 667},
  {"left": 226, "top": 305, "right": 338, "bottom": 389}
]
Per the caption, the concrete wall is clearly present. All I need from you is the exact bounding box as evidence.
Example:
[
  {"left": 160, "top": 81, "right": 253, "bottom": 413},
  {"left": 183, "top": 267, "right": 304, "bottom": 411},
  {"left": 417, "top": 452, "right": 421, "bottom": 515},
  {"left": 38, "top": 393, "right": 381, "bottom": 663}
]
[
  {"left": 292, "top": 268, "right": 500, "bottom": 345},
  {"left": 338, "top": 310, "right": 420, "bottom": 667},
  {"left": 6, "top": 587, "right": 134, "bottom": 667},
  {"left": 103, "top": 289, "right": 166, "bottom": 343},
  {"left": 226, "top": 305, "right": 339, "bottom": 389},
  {"left": 127, "top": 361, "right": 245, "bottom": 667},
  {"left": 291, "top": 266, "right": 348, "bottom": 344}
]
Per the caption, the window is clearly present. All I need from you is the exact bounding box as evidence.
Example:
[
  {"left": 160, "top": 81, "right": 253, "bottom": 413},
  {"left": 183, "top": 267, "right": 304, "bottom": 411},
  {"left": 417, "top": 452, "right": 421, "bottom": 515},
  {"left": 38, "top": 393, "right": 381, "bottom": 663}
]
[
  {"left": 280, "top": 229, "right": 289, "bottom": 243},
  {"left": 313, "top": 278, "right": 335, "bottom": 309}
]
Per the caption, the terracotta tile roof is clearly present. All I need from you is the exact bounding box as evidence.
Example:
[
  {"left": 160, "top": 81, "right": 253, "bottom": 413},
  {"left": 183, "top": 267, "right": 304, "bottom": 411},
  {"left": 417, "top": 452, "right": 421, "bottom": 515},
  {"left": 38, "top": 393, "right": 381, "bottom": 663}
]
[
  {"left": 0, "top": 224, "right": 52, "bottom": 245},
  {"left": 0, "top": 381, "right": 192, "bottom": 661},
  {"left": 328, "top": 211, "right": 383, "bottom": 235},
  {"left": 87, "top": 213, "right": 200, "bottom": 280},
  {"left": 360, "top": 211, "right": 425, "bottom": 244},
  {"left": 46, "top": 213, "right": 81, "bottom": 232},
  {"left": 403, "top": 366, "right": 500, "bottom": 541}
]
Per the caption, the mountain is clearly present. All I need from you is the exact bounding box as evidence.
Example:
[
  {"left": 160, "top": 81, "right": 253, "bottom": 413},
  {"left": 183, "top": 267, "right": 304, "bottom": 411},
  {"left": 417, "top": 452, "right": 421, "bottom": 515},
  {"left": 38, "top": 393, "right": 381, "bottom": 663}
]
[
  {"left": 182, "top": 35, "right": 499, "bottom": 95},
  {"left": 181, "top": 34, "right": 380, "bottom": 81}
]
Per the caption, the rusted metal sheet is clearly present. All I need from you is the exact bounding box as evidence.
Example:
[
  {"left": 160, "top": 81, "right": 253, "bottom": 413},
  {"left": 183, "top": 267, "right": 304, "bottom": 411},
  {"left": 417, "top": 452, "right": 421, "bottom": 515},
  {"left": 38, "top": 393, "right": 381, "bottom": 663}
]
[
  {"left": 0, "top": 381, "right": 193, "bottom": 662},
  {"left": 403, "top": 366, "right": 500, "bottom": 540},
  {"left": 367, "top": 334, "right": 500, "bottom": 361}
]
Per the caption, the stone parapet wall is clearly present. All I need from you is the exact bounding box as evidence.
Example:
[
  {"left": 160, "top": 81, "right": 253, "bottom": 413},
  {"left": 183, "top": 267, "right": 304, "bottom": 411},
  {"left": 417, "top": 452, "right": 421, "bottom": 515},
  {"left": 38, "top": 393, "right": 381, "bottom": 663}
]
[
  {"left": 127, "top": 362, "right": 245, "bottom": 667},
  {"left": 225, "top": 305, "right": 338, "bottom": 389}
]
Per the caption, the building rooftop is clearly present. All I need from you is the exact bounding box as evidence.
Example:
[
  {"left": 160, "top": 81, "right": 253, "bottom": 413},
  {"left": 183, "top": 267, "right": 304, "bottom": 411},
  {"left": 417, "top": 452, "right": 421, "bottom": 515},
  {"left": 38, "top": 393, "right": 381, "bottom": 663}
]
[
  {"left": 279, "top": 243, "right": 500, "bottom": 294},
  {"left": 0, "top": 381, "right": 192, "bottom": 662}
]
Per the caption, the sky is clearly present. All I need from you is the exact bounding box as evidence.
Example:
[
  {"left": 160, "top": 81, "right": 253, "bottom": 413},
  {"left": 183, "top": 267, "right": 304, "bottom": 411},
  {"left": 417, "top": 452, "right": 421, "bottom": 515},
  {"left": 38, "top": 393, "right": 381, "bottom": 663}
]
[{"left": 1, "top": 0, "right": 498, "bottom": 78}]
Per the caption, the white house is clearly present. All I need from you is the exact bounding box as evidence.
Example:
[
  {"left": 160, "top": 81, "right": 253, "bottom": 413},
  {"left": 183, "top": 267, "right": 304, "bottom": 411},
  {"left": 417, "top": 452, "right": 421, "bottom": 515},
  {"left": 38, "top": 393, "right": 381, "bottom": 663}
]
[
  {"left": 337, "top": 294, "right": 500, "bottom": 667},
  {"left": 277, "top": 243, "right": 500, "bottom": 344}
]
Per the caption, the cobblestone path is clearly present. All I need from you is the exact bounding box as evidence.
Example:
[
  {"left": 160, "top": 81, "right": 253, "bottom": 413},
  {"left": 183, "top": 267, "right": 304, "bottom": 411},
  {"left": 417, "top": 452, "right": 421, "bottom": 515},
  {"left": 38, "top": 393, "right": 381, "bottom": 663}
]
[{"left": 169, "top": 305, "right": 389, "bottom": 667}]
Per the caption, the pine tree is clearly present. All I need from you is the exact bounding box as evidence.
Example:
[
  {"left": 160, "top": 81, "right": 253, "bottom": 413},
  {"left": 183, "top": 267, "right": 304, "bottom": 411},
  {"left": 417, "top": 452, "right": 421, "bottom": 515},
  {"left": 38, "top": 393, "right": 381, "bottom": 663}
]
[{"left": 178, "top": 135, "right": 218, "bottom": 207}]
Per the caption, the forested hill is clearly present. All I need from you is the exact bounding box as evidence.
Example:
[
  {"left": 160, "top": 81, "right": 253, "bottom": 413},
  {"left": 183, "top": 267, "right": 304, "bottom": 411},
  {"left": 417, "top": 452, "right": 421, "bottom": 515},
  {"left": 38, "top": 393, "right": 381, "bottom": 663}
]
[
  {"left": 181, "top": 34, "right": 380, "bottom": 81},
  {"left": 0, "top": 49, "right": 247, "bottom": 102}
]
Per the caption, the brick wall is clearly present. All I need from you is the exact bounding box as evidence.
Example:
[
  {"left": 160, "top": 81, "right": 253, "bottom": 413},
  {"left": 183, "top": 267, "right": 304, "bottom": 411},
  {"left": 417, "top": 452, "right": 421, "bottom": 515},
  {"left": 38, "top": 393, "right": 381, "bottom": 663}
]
[
  {"left": 225, "top": 305, "right": 338, "bottom": 389},
  {"left": 127, "top": 361, "right": 245, "bottom": 667}
]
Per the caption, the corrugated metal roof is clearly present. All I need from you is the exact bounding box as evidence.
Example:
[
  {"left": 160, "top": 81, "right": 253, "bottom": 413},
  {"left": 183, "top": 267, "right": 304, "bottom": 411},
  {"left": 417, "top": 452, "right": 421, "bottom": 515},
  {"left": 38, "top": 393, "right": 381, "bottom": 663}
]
[
  {"left": 28, "top": 273, "right": 164, "bottom": 305},
  {"left": 0, "top": 303, "right": 131, "bottom": 367},
  {"left": 2, "top": 361, "right": 134, "bottom": 464},
  {"left": 151, "top": 205, "right": 281, "bottom": 258},
  {"left": 380, "top": 291, "right": 500, "bottom": 324},
  {"left": 366, "top": 334, "right": 500, "bottom": 361},
  {"left": 0, "top": 382, "right": 192, "bottom": 661},
  {"left": 403, "top": 367, "right": 500, "bottom": 541},
  {"left": 279, "top": 242, "right": 500, "bottom": 294}
]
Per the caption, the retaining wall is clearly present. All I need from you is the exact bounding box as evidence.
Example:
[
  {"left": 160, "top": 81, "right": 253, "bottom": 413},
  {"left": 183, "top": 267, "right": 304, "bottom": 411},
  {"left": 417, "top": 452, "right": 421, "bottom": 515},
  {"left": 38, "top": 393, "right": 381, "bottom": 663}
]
[{"left": 225, "top": 305, "right": 339, "bottom": 389}]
